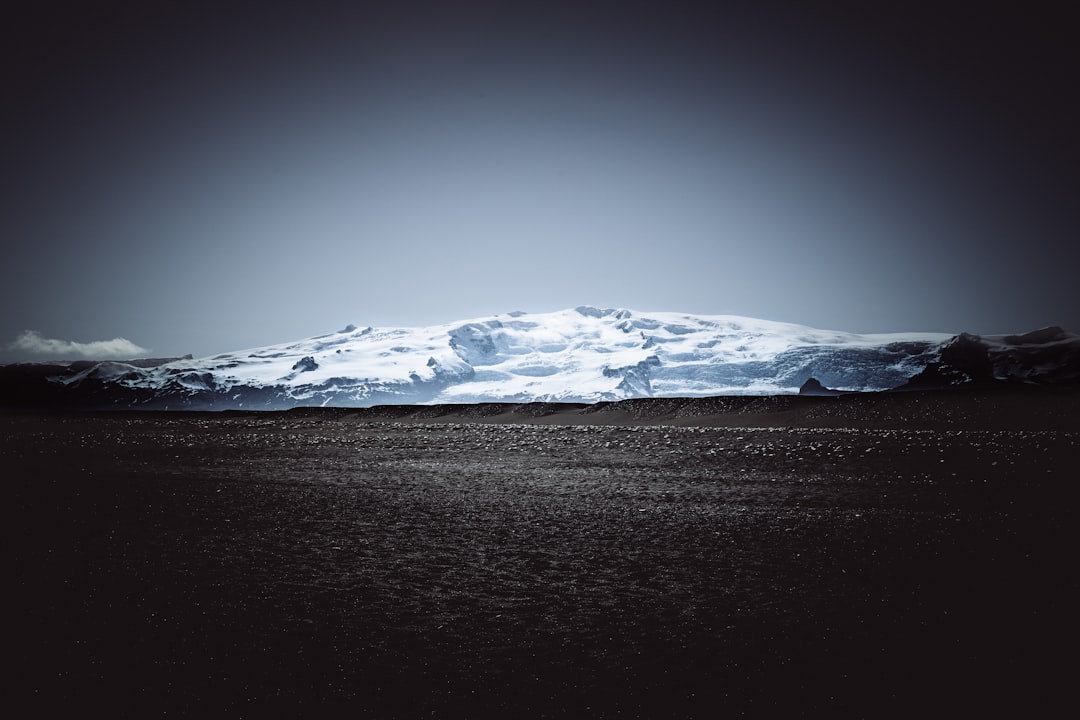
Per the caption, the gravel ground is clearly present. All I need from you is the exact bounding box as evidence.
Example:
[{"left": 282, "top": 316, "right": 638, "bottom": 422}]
[{"left": 6, "top": 401, "right": 1078, "bottom": 717}]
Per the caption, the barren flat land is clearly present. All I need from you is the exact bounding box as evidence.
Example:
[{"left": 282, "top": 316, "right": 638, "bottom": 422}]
[{"left": 7, "top": 391, "right": 1078, "bottom": 717}]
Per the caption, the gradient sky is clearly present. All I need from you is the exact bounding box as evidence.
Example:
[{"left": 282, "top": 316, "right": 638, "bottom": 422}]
[{"left": 3, "top": 0, "right": 1078, "bottom": 362}]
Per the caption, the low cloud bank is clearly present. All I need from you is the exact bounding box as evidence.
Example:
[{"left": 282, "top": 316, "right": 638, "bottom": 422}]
[{"left": 10, "top": 330, "right": 149, "bottom": 359}]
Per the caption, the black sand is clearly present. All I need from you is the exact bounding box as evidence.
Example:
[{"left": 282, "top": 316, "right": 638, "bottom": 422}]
[{"left": 7, "top": 390, "right": 1078, "bottom": 717}]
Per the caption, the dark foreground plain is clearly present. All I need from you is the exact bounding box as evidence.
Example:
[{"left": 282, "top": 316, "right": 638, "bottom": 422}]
[{"left": 7, "top": 391, "right": 1078, "bottom": 718}]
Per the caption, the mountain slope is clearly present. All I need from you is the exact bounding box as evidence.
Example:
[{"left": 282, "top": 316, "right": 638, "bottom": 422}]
[
  {"left": 4, "top": 307, "right": 1076, "bottom": 410},
  {"left": 899, "top": 326, "right": 1080, "bottom": 390}
]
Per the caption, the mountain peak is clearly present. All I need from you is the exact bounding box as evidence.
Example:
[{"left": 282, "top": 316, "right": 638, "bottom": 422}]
[{"left": 574, "top": 305, "right": 632, "bottom": 319}]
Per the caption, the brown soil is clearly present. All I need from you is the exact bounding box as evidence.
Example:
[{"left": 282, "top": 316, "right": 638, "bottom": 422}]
[{"left": 6, "top": 393, "right": 1078, "bottom": 717}]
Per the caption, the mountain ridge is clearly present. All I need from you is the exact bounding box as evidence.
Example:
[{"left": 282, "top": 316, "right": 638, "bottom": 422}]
[{"left": 2, "top": 308, "right": 1076, "bottom": 410}]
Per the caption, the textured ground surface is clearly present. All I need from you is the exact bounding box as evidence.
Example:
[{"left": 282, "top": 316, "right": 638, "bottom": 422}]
[{"left": 7, "top": 394, "right": 1078, "bottom": 717}]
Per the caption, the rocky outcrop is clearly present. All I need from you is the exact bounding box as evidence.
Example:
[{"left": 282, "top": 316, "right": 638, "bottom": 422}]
[
  {"left": 798, "top": 378, "right": 851, "bottom": 396},
  {"left": 897, "top": 328, "right": 1080, "bottom": 390}
]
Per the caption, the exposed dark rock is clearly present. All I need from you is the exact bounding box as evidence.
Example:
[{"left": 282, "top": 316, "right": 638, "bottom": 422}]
[
  {"left": 292, "top": 356, "right": 319, "bottom": 373},
  {"left": 1003, "top": 326, "right": 1067, "bottom": 345},
  {"left": 898, "top": 329, "right": 1080, "bottom": 390},
  {"left": 798, "top": 377, "right": 852, "bottom": 396}
]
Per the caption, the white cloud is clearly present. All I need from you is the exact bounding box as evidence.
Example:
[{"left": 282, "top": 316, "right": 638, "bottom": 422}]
[{"left": 10, "top": 330, "right": 149, "bottom": 359}]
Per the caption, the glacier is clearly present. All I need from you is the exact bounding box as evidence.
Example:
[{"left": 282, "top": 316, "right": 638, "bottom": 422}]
[{"left": 29, "top": 307, "right": 964, "bottom": 410}]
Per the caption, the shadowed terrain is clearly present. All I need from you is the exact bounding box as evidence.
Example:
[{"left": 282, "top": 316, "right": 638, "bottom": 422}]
[{"left": 7, "top": 391, "right": 1077, "bottom": 717}]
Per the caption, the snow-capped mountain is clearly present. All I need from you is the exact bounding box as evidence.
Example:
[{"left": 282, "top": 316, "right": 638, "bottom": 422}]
[{"left": 5, "top": 307, "right": 1077, "bottom": 410}]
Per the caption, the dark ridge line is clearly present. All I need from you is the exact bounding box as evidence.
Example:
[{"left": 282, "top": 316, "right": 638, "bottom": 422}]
[{"left": 5, "top": 387, "right": 1076, "bottom": 431}]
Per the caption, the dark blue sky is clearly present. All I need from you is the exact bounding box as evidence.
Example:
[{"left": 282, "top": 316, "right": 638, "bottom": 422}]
[{"left": 3, "top": 1, "right": 1078, "bottom": 361}]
